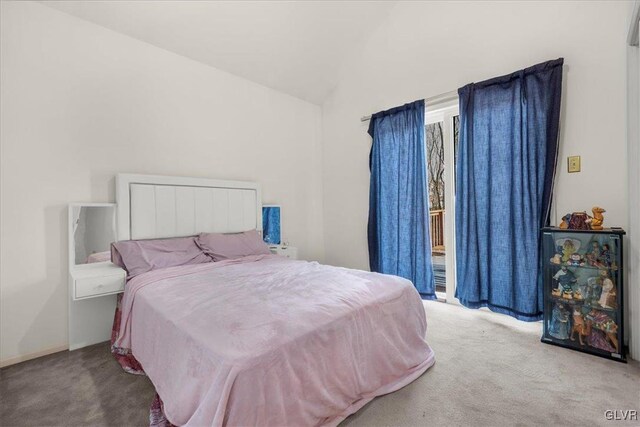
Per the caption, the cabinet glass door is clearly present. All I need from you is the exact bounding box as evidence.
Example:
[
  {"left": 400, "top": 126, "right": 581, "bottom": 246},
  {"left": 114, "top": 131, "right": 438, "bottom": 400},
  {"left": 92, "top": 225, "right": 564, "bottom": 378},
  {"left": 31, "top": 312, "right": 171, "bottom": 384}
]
[{"left": 542, "top": 231, "right": 623, "bottom": 360}]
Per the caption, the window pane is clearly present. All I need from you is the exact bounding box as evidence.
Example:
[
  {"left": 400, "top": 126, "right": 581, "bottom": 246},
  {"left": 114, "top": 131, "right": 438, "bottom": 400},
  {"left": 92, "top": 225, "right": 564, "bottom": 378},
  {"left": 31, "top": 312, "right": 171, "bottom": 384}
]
[
  {"left": 426, "top": 121, "right": 446, "bottom": 295},
  {"left": 426, "top": 122, "right": 445, "bottom": 210}
]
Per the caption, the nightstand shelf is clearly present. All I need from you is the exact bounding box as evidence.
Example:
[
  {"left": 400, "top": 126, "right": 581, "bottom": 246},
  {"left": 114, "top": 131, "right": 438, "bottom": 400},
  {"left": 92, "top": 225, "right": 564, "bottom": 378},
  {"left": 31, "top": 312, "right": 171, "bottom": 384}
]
[{"left": 71, "top": 263, "right": 126, "bottom": 300}]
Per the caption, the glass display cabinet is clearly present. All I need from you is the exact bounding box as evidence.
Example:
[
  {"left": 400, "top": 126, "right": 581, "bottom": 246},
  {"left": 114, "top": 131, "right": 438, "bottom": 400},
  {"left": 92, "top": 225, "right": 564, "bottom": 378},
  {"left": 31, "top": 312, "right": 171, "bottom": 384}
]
[{"left": 541, "top": 227, "right": 626, "bottom": 362}]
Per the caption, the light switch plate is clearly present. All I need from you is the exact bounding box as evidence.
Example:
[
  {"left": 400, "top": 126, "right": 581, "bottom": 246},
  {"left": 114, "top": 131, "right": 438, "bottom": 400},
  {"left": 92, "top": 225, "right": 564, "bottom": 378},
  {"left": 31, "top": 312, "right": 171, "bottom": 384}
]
[{"left": 568, "top": 156, "right": 581, "bottom": 173}]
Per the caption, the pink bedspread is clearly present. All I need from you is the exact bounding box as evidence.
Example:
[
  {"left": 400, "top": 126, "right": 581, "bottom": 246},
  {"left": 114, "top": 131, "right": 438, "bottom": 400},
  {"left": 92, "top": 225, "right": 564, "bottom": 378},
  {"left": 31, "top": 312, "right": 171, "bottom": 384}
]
[{"left": 115, "top": 255, "right": 434, "bottom": 426}]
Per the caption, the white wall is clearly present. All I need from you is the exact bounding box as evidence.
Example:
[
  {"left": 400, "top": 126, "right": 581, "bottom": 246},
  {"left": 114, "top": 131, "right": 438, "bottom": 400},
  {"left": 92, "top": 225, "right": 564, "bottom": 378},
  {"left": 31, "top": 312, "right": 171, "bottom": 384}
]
[
  {"left": 0, "top": 1, "right": 324, "bottom": 364},
  {"left": 321, "top": 1, "right": 630, "bottom": 271},
  {"left": 626, "top": 1, "right": 640, "bottom": 360}
]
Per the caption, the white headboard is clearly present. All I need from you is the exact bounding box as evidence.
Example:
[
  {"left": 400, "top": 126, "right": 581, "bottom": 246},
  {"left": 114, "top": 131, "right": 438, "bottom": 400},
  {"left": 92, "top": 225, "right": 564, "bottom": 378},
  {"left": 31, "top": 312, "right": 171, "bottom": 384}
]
[{"left": 116, "top": 174, "right": 262, "bottom": 241}]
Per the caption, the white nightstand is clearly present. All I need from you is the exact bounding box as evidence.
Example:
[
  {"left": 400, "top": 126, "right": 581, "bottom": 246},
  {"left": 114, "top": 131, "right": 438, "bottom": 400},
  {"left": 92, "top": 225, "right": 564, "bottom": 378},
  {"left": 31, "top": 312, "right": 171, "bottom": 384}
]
[
  {"left": 268, "top": 245, "right": 298, "bottom": 260},
  {"left": 68, "top": 261, "right": 126, "bottom": 351},
  {"left": 68, "top": 203, "right": 125, "bottom": 351},
  {"left": 68, "top": 262, "right": 126, "bottom": 351},
  {"left": 70, "top": 263, "right": 126, "bottom": 300}
]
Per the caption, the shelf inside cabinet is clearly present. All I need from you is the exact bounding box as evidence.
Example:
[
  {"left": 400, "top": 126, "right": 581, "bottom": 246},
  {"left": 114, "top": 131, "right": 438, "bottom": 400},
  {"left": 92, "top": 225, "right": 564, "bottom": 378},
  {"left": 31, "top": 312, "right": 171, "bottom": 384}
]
[
  {"left": 547, "top": 295, "right": 618, "bottom": 313},
  {"left": 548, "top": 261, "right": 618, "bottom": 272}
]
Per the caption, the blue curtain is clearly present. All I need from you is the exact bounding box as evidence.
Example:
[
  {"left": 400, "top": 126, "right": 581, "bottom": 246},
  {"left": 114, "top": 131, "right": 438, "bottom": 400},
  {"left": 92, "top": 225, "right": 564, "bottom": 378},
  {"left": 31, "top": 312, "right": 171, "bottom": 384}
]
[
  {"left": 455, "top": 58, "right": 563, "bottom": 321},
  {"left": 368, "top": 100, "right": 436, "bottom": 299}
]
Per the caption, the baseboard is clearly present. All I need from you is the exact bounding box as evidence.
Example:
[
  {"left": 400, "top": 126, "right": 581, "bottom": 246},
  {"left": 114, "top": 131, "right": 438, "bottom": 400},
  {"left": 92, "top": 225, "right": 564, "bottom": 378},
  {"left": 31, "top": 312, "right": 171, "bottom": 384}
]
[{"left": 0, "top": 344, "right": 68, "bottom": 368}]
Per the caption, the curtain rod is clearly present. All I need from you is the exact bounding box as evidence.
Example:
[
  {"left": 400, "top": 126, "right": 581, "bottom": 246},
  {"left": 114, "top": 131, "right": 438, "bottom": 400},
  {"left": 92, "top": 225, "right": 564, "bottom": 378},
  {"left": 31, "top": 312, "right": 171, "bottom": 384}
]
[{"left": 360, "top": 89, "right": 458, "bottom": 122}]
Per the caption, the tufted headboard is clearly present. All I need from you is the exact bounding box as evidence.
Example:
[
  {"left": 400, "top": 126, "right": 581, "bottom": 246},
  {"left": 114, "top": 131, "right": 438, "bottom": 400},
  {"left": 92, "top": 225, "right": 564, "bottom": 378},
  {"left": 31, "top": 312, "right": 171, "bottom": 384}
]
[{"left": 115, "top": 174, "right": 262, "bottom": 241}]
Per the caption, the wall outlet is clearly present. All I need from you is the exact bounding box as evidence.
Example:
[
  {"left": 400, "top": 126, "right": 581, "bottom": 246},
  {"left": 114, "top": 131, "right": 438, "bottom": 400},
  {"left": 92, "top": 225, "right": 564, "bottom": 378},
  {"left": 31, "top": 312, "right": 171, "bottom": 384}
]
[{"left": 568, "top": 156, "right": 581, "bottom": 173}]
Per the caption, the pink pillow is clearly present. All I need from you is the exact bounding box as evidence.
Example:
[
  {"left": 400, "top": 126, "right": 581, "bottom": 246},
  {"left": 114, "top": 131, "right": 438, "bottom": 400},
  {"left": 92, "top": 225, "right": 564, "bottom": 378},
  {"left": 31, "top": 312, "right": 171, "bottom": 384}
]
[
  {"left": 111, "top": 236, "right": 211, "bottom": 277},
  {"left": 196, "top": 230, "right": 271, "bottom": 261}
]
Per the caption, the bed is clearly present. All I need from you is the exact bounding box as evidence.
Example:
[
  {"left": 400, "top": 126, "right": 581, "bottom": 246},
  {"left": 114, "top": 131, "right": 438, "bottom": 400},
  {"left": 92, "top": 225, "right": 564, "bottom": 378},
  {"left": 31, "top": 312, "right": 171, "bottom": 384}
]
[{"left": 110, "top": 174, "right": 435, "bottom": 426}]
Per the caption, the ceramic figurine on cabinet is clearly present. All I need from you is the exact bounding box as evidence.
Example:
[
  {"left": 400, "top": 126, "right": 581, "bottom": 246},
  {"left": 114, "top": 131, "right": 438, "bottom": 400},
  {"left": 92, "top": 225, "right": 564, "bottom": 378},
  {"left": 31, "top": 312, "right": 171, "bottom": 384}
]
[
  {"left": 567, "top": 212, "right": 591, "bottom": 230},
  {"left": 549, "top": 303, "right": 571, "bottom": 340},
  {"left": 559, "top": 213, "right": 572, "bottom": 229},
  {"left": 550, "top": 253, "right": 562, "bottom": 265},
  {"left": 559, "top": 209, "right": 606, "bottom": 230},
  {"left": 587, "top": 206, "right": 606, "bottom": 230},
  {"left": 597, "top": 269, "right": 617, "bottom": 309},
  {"left": 570, "top": 308, "right": 590, "bottom": 346},
  {"left": 559, "top": 212, "right": 589, "bottom": 230}
]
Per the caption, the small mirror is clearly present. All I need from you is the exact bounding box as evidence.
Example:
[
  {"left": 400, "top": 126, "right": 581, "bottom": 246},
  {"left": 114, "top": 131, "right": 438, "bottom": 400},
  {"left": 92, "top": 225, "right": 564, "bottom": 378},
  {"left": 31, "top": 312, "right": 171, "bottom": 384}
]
[
  {"left": 262, "top": 205, "right": 281, "bottom": 245},
  {"left": 70, "top": 204, "right": 116, "bottom": 266}
]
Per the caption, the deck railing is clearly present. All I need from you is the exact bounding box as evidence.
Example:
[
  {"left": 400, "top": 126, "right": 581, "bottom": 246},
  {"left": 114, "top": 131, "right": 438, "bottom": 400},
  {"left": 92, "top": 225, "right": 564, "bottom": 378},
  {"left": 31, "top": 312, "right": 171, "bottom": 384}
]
[{"left": 429, "top": 209, "right": 445, "bottom": 249}]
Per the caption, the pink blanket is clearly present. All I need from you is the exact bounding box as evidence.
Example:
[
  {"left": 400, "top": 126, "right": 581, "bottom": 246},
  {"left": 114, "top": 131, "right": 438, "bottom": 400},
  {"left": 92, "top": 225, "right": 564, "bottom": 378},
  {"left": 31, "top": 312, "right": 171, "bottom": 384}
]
[{"left": 115, "top": 255, "right": 434, "bottom": 426}]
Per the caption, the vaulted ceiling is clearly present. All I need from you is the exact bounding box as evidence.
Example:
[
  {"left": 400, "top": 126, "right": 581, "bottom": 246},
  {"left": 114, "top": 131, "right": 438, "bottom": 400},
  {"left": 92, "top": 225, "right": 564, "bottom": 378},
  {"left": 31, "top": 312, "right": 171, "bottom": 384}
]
[{"left": 42, "top": 1, "right": 397, "bottom": 104}]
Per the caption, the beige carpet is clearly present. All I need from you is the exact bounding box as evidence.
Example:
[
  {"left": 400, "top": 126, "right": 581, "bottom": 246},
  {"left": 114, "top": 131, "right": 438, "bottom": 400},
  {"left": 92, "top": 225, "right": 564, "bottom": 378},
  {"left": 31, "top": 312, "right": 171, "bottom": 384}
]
[
  {"left": 1, "top": 301, "right": 638, "bottom": 426},
  {"left": 343, "top": 301, "right": 640, "bottom": 426}
]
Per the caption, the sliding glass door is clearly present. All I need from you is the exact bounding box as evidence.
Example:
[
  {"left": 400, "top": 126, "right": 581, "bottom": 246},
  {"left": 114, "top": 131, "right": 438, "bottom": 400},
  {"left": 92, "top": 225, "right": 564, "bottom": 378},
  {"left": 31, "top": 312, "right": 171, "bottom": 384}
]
[{"left": 426, "top": 103, "right": 459, "bottom": 302}]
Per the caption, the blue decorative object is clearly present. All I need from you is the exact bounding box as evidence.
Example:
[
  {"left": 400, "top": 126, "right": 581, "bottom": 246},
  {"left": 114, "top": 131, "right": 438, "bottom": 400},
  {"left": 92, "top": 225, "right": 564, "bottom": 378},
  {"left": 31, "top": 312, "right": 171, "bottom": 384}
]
[
  {"left": 455, "top": 58, "right": 563, "bottom": 321},
  {"left": 549, "top": 303, "right": 571, "bottom": 340},
  {"left": 262, "top": 206, "right": 281, "bottom": 245},
  {"left": 367, "top": 100, "right": 436, "bottom": 299}
]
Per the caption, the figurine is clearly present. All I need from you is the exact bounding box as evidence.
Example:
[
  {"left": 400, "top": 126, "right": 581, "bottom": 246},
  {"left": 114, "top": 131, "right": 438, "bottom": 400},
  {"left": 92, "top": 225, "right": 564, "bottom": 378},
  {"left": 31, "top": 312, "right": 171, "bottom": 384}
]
[
  {"left": 600, "top": 244, "right": 612, "bottom": 268},
  {"left": 552, "top": 288, "right": 562, "bottom": 297},
  {"left": 597, "top": 269, "right": 617, "bottom": 309},
  {"left": 562, "top": 289, "right": 573, "bottom": 300},
  {"left": 561, "top": 239, "right": 577, "bottom": 263},
  {"left": 559, "top": 213, "right": 572, "bottom": 229},
  {"left": 577, "top": 281, "right": 589, "bottom": 301},
  {"left": 587, "top": 329, "right": 616, "bottom": 353},
  {"left": 567, "top": 212, "right": 591, "bottom": 230},
  {"left": 585, "top": 241, "right": 604, "bottom": 267},
  {"left": 587, "top": 206, "right": 606, "bottom": 230},
  {"left": 553, "top": 266, "right": 576, "bottom": 295},
  {"left": 550, "top": 253, "right": 562, "bottom": 264},
  {"left": 586, "top": 309, "right": 618, "bottom": 353},
  {"left": 549, "top": 302, "right": 571, "bottom": 340},
  {"left": 570, "top": 308, "right": 589, "bottom": 345},
  {"left": 585, "top": 277, "right": 600, "bottom": 304},
  {"left": 573, "top": 289, "right": 584, "bottom": 301},
  {"left": 566, "top": 253, "right": 585, "bottom": 266}
]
